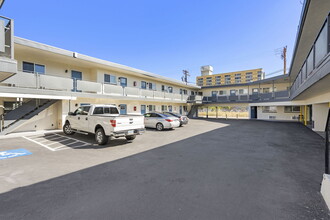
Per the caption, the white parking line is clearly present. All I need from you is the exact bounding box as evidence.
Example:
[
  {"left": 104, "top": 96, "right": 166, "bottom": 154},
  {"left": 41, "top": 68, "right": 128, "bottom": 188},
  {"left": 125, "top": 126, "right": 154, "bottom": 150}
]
[
  {"left": 23, "top": 133, "right": 93, "bottom": 152},
  {"left": 23, "top": 136, "right": 56, "bottom": 152}
]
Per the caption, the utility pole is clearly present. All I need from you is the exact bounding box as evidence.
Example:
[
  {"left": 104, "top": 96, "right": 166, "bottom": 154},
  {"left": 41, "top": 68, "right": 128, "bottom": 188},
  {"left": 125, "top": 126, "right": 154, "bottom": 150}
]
[
  {"left": 281, "top": 46, "right": 287, "bottom": 75},
  {"left": 275, "top": 46, "right": 287, "bottom": 75},
  {"left": 181, "top": 70, "right": 190, "bottom": 85}
]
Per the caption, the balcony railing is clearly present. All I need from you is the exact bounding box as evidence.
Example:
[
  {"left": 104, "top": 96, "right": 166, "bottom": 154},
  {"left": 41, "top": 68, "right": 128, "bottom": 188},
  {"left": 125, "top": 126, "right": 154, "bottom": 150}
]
[
  {"left": 202, "top": 90, "right": 290, "bottom": 103},
  {"left": 291, "top": 14, "right": 330, "bottom": 97},
  {"left": 0, "top": 71, "right": 191, "bottom": 102}
]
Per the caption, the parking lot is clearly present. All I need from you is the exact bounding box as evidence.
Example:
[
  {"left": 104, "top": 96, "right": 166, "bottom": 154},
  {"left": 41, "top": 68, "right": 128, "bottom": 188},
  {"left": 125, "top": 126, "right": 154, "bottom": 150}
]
[
  {"left": 0, "top": 119, "right": 226, "bottom": 193},
  {"left": 0, "top": 119, "right": 329, "bottom": 219}
]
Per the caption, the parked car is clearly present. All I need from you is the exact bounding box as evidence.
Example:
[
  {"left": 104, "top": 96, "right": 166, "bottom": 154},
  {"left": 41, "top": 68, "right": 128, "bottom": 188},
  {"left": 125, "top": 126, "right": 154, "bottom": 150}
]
[
  {"left": 143, "top": 112, "right": 180, "bottom": 131},
  {"left": 163, "top": 112, "right": 188, "bottom": 126},
  {"left": 63, "top": 104, "right": 145, "bottom": 145}
]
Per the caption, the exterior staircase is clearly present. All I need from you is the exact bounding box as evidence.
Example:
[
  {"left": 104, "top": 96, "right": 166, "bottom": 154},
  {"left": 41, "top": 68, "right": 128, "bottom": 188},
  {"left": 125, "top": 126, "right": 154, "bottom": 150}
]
[
  {"left": 187, "top": 104, "right": 200, "bottom": 118},
  {"left": 0, "top": 99, "right": 58, "bottom": 135}
]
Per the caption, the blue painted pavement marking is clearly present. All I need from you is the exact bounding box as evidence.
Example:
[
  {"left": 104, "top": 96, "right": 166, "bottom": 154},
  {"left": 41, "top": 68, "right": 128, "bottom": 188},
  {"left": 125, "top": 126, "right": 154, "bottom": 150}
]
[{"left": 0, "top": 148, "right": 32, "bottom": 160}]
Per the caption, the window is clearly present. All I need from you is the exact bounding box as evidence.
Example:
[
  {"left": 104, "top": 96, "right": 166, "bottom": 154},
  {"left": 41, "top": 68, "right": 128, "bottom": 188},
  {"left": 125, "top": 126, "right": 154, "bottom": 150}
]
[
  {"left": 141, "top": 81, "right": 147, "bottom": 89},
  {"left": 75, "top": 106, "right": 91, "bottom": 115},
  {"left": 219, "top": 90, "right": 227, "bottom": 95},
  {"left": 215, "top": 76, "right": 221, "bottom": 85},
  {"left": 168, "top": 105, "right": 173, "bottom": 112},
  {"left": 257, "top": 71, "right": 263, "bottom": 80},
  {"left": 161, "top": 85, "right": 166, "bottom": 92},
  {"left": 206, "top": 77, "right": 212, "bottom": 86},
  {"left": 168, "top": 86, "right": 173, "bottom": 93},
  {"left": 225, "top": 75, "right": 231, "bottom": 84},
  {"left": 252, "top": 88, "right": 259, "bottom": 94},
  {"left": 230, "top": 90, "right": 237, "bottom": 95},
  {"left": 246, "top": 72, "right": 253, "bottom": 82},
  {"left": 262, "top": 106, "right": 277, "bottom": 113},
  {"left": 93, "top": 107, "right": 104, "bottom": 114},
  {"left": 238, "top": 89, "right": 247, "bottom": 95},
  {"left": 104, "top": 107, "right": 119, "bottom": 114},
  {"left": 161, "top": 105, "right": 168, "bottom": 111},
  {"left": 197, "top": 78, "right": 204, "bottom": 86},
  {"left": 211, "top": 91, "right": 218, "bottom": 96},
  {"left": 149, "top": 82, "right": 156, "bottom": 90},
  {"left": 23, "top": 61, "right": 45, "bottom": 74},
  {"left": 262, "top": 88, "right": 270, "bottom": 93},
  {"left": 284, "top": 106, "right": 300, "bottom": 113},
  {"left": 183, "top": 89, "right": 188, "bottom": 95},
  {"left": 148, "top": 105, "right": 156, "bottom": 112},
  {"left": 104, "top": 74, "right": 117, "bottom": 84}
]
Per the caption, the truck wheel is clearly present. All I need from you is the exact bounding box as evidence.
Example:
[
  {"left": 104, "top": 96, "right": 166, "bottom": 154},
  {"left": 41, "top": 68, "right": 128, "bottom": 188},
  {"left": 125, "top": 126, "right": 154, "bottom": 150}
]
[
  {"left": 126, "top": 135, "right": 136, "bottom": 141},
  {"left": 95, "top": 128, "right": 108, "bottom": 145},
  {"left": 156, "top": 123, "right": 164, "bottom": 131},
  {"left": 63, "top": 122, "right": 75, "bottom": 135}
]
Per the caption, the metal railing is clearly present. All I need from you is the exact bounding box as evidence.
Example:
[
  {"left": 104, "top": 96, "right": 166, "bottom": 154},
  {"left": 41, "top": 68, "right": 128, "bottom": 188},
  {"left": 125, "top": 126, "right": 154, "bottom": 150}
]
[
  {"left": 0, "top": 71, "right": 191, "bottom": 102},
  {"left": 291, "top": 14, "right": 330, "bottom": 96},
  {"left": 202, "top": 90, "right": 290, "bottom": 103},
  {"left": 0, "top": 16, "right": 14, "bottom": 59}
]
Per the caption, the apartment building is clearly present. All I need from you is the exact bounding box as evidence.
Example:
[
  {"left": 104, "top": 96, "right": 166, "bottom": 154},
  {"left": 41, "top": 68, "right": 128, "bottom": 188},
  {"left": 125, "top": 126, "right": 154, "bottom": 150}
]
[
  {"left": 197, "top": 0, "right": 330, "bottom": 134},
  {"left": 0, "top": 17, "right": 200, "bottom": 135},
  {"left": 196, "top": 66, "right": 264, "bottom": 87}
]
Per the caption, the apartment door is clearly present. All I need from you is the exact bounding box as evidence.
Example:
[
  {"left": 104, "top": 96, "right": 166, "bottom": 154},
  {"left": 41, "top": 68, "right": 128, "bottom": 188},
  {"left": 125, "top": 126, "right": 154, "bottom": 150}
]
[
  {"left": 71, "top": 70, "right": 82, "bottom": 92},
  {"left": 141, "top": 105, "right": 146, "bottom": 114},
  {"left": 119, "top": 104, "right": 127, "bottom": 115},
  {"left": 251, "top": 106, "right": 258, "bottom": 119},
  {"left": 119, "top": 77, "right": 127, "bottom": 87}
]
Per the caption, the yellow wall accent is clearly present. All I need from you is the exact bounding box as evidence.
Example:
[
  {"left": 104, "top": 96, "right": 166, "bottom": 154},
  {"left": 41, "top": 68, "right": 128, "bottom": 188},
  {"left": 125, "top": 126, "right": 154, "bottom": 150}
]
[{"left": 304, "top": 105, "right": 307, "bottom": 126}]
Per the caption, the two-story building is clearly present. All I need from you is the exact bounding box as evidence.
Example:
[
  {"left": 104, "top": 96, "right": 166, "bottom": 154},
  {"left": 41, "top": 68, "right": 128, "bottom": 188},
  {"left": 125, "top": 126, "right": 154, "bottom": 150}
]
[{"left": 0, "top": 19, "right": 200, "bottom": 135}]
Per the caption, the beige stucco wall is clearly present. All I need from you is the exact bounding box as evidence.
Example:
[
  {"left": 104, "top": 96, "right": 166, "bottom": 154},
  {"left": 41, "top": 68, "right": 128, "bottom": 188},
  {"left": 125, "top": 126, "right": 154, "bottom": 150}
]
[
  {"left": 312, "top": 103, "right": 329, "bottom": 131},
  {"left": 12, "top": 101, "right": 60, "bottom": 132},
  {"left": 256, "top": 106, "right": 300, "bottom": 121}
]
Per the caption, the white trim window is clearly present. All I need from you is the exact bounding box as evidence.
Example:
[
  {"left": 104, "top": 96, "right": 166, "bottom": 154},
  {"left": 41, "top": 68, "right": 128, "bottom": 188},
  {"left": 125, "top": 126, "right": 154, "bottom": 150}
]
[
  {"left": 104, "top": 74, "right": 117, "bottom": 84},
  {"left": 23, "top": 61, "right": 45, "bottom": 74},
  {"left": 262, "top": 106, "right": 277, "bottom": 113},
  {"left": 284, "top": 106, "right": 300, "bottom": 113}
]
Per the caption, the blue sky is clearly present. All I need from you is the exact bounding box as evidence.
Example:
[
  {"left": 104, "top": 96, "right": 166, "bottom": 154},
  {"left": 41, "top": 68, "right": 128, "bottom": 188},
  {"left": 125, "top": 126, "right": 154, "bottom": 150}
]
[{"left": 2, "top": 0, "right": 302, "bottom": 83}]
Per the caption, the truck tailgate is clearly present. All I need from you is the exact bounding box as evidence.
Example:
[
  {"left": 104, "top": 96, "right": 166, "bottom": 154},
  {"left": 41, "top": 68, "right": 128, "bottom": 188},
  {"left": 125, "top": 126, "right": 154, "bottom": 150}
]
[{"left": 113, "top": 115, "right": 144, "bottom": 132}]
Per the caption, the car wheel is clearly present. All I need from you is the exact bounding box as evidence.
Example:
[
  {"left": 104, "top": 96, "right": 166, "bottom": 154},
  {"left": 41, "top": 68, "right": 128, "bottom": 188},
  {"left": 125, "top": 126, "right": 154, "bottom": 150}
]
[
  {"left": 156, "top": 123, "right": 164, "bottom": 131},
  {"left": 95, "top": 128, "right": 108, "bottom": 145},
  {"left": 63, "top": 122, "right": 75, "bottom": 135},
  {"left": 126, "top": 135, "right": 136, "bottom": 141}
]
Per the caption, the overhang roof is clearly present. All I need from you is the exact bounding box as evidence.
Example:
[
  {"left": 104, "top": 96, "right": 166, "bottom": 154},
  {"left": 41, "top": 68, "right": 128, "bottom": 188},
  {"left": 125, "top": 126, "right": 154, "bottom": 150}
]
[
  {"left": 289, "top": 0, "right": 330, "bottom": 79},
  {"left": 14, "top": 37, "right": 200, "bottom": 89}
]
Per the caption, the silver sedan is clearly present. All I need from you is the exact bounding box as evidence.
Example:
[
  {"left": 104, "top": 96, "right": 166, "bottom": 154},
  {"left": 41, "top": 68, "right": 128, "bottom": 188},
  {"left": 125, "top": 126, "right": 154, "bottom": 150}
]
[{"left": 144, "top": 112, "right": 180, "bottom": 131}]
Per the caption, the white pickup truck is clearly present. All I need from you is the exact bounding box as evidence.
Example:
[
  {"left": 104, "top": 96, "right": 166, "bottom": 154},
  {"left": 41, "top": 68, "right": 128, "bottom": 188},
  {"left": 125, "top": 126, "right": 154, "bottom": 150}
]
[{"left": 63, "top": 104, "right": 145, "bottom": 145}]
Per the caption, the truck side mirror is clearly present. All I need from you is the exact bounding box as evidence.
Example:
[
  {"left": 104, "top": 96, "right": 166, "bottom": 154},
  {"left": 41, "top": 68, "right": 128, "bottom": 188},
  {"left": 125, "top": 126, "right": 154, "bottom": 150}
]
[{"left": 68, "top": 112, "right": 74, "bottom": 116}]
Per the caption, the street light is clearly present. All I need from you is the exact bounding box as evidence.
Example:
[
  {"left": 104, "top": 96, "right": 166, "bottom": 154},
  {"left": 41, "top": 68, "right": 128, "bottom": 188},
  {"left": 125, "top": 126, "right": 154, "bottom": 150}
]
[{"left": 0, "top": 0, "right": 5, "bottom": 9}]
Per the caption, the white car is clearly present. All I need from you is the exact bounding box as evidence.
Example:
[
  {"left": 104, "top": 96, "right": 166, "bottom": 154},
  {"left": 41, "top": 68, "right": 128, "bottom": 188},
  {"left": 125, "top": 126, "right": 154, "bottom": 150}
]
[
  {"left": 143, "top": 112, "right": 180, "bottom": 131},
  {"left": 63, "top": 104, "right": 145, "bottom": 145}
]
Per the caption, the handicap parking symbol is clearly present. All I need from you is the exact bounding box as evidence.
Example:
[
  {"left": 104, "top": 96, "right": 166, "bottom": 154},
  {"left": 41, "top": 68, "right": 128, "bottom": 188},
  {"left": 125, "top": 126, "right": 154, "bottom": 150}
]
[{"left": 0, "top": 149, "right": 32, "bottom": 160}]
